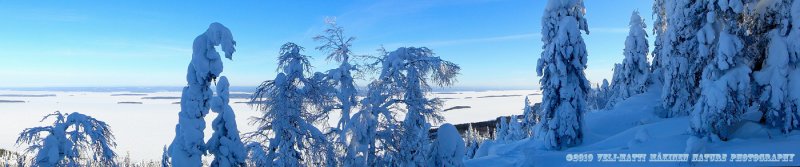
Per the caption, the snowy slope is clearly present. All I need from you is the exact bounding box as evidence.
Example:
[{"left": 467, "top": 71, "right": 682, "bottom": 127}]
[{"left": 466, "top": 85, "right": 800, "bottom": 166}]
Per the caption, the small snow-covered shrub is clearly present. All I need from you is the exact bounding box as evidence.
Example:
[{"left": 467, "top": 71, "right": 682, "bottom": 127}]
[{"left": 428, "top": 124, "right": 465, "bottom": 167}]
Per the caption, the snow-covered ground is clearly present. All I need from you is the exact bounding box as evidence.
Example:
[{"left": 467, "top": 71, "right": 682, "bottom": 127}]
[
  {"left": 0, "top": 89, "right": 540, "bottom": 161},
  {"left": 466, "top": 86, "right": 800, "bottom": 166}
]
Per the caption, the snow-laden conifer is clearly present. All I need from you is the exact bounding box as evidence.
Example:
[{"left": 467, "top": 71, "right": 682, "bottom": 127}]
[
  {"left": 521, "top": 96, "right": 537, "bottom": 137},
  {"left": 494, "top": 117, "right": 508, "bottom": 141},
  {"left": 463, "top": 124, "right": 483, "bottom": 160},
  {"left": 754, "top": 0, "right": 800, "bottom": 133},
  {"left": 249, "top": 42, "right": 336, "bottom": 166},
  {"left": 534, "top": 0, "right": 591, "bottom": 150},
  {"left": 378, "top": 47, "right": 460, "bottom": 166},
  {"left": 661, "top": 0, "right": 704, "bottom": 117},
  {"left": 607, "top": 11, "right": 650, "bottom": 108},
  {"left": 207, "top": 76, "right": 247, "bottom": 166},
  {"left": 169, "top": 22, "right": 236, "bottom": 166},
  {"left": 651, "top": 0, "right": 668, "bottom": 84},
  {"left": 161, "top": 146, "right": 170, "bottom": 167},
  {"left": 690, "top": 0, "right": 751, "bottom": 141},
  {"left": 505, "top": 116, "right": 525, "bottom": 141},
  {"left": 313, "top": 19, "right": 359, "bottom": 149}
]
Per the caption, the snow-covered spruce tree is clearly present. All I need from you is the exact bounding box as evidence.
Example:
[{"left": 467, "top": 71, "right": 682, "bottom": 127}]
[
  {"left": 207, "top": 76, "right": 247, "bottom": 166},
  {"left": 313, "top": 18, "right": 359, "bottom": 146},
  {"left": 463, "top": 124, "right": 482, "bottom": 160},
  {"left": 427, "top": 123, "right": 465, "bottom": 167},
  {"left": 650, "top": 0, "right": 668, "bottom": 84},
  {"left": 505, "top": 116, "right": 525, "bottom": 141},
  {"left": 586, "top": 84, "right": 601, "bottom": 110},
  {"left": 754, "top": 0, "right": 800, "bottom": 133},
  {"left": 376, "top": 47, "right": 459, "bottom": 166},
  {"left": 494, "top": 117, "right": 508, "bottom": 142},
  {"left": 169, "top": 22, "right": 236, "bottom": 167},
  {"left": 249, "top": 42, "right": 336, "bottom": 167},
  {"left": 4, "top": 152, "right": 29, "bottom": 167},
  {"left": 690, "top": 0, "right": 751, "bottom": 141},
  {"left": 592, "top": 79, "right": 612, "bottom": 110},
  {"left": 661, "top": 0, "right": 704, "bottom": 117},
  {"left": 161, "top": 146, "right": 170, "bottom": 167},
  {"left": 16, "top": 111, "right": 117, "bottom": 166},
  {"left": 739, "top": 0, "right": 776, "bottom": 112},
  {"left": 607, "top": 11, "right": 650, "bottom": 109},
  {"left": 521, "top": 96, "right": 537, "bottom": 137},
  {"left": 606, "top": 65, "right": 625, "bottom": 108},
  {"left": 534, "top": 0, "right": 591, "bottom": 150}
]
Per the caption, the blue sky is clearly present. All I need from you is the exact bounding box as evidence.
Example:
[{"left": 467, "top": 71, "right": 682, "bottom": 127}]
[{"left": 0, "top": 0, "right": 653, "bottom": 89}]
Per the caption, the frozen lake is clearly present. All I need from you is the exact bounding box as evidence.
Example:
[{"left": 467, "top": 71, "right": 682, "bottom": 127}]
[{"left": 0, "top": 89, "right": 540, "bottom": 161}]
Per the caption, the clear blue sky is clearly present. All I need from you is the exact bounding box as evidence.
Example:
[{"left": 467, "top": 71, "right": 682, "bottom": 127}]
[{"left": 0, "top": 0, "right": 653, "bottom": 89}]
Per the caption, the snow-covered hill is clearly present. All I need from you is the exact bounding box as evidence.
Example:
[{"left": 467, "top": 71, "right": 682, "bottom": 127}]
[{"left": 466, "top": 85, "right": 800, "bottom": 166}]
